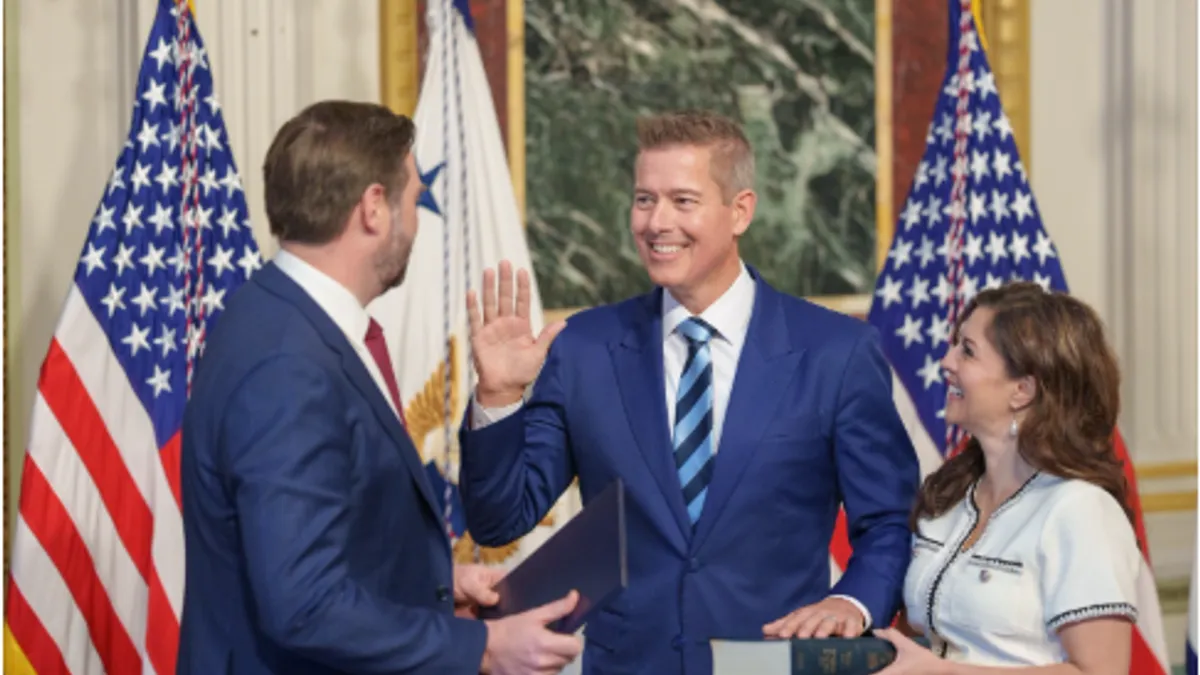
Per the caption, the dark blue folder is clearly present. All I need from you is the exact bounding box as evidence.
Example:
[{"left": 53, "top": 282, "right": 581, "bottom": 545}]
[{"left": 479, "top": 479, "right": 628, "bottom": 633}]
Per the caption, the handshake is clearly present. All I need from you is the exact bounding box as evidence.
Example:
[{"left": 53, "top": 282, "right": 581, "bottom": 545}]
[{"left": 454, "top": 564, "right": 583, "bottom": 675}]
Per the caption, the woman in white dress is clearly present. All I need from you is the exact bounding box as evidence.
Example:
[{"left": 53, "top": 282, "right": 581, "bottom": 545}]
[{"left": 874, "top": 282, "right": 1142, "bottom": 674}]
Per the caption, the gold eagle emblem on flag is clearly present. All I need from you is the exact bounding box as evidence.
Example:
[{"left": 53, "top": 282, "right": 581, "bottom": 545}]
[{"left": 403, "top": 336, "right": 554, "bottom": 564}]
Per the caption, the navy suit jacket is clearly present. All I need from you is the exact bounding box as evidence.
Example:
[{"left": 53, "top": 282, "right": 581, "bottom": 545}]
[
  {"left": 178, "top": 262, "right": 486, "bottom": 675},
  {"left": 460, "top": 270, "right": 920, "bottom": 675}
]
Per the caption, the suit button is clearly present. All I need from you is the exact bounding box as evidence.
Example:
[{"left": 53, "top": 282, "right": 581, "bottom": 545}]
[
  {"left": 688, "top": 557, "right": 701, "bottom": 572},
  {"left": 671, "top": 635, "right": 684, "bottom": 650},
  {"left": 436, "top": 585, "right": 451, "bottom": 602}
]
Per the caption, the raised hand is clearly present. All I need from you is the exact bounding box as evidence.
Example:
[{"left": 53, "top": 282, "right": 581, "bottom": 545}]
[{"left": 466, "top": 261, "right": 566, "bottom": 407}]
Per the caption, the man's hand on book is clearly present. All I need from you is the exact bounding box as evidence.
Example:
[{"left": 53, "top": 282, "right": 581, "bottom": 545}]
[{"left": 762, "top": 596, "right": 866, "bottom": 639}]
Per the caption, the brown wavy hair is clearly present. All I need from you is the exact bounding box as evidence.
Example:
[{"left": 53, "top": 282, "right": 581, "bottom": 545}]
[{"left": 910, "top": 282, "right": 1135, "bottom": 529}]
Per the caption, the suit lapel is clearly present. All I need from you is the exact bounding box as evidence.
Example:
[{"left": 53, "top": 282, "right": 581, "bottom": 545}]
[
  {"left": 256, "top": 264, "right": 444, "bottom": 524},
  {"left": 691, "top": 280, "right": 803, "bottom": 550},
  {"left": 337, "top": 351, "right": 443, "bottom": 519},
  {"left": 610, "top": 291, "right": 692, "bottom": 541}
]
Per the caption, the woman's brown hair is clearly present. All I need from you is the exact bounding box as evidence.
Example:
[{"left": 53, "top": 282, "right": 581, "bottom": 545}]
[{"left": 910, "top": 282, "right": 1135, "bottom": 529}]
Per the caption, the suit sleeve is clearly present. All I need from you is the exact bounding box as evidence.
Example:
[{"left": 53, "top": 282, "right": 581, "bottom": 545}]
[
  {"left": 458, "top": 337, "right": 577, "bottom": 546},
  {"left": 827, "top": 329, "right": 921, "bottom": 627},
  {"left": 223, "top": 355, "right": 487, "bottom": 675}
]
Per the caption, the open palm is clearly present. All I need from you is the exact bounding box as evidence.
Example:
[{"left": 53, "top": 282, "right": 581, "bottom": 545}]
[{"left": 467, "top": 261, "right": 566, "bottom": 406}]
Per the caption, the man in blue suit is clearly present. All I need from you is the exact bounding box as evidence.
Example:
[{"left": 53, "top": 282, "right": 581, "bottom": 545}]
[
  {"left": 178, "top": 100, "right": 582, "bottom": 675},
  {"left": 459, "top": 110, "right": 921, "bottom": 675}
]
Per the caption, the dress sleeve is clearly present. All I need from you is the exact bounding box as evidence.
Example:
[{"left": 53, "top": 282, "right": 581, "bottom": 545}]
[{"left": 1038, "top": 482, "right": 1141, "bottom": 632}]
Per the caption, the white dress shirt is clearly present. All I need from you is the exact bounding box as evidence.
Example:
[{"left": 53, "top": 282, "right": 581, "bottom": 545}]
[
  {"left": 903, "top": 473, "right": 1140, "bottom": 666},
  {"left": 659, "top": 262, "right": 755, "bottom": 453},
  {"left": 273, "top": 250, "right": 401, "bottom": 418}
]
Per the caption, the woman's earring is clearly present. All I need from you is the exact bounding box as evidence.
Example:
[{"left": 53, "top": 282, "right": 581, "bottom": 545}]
[{"left": 1009, "top": 416, "right": 1019, "bottom": 438}]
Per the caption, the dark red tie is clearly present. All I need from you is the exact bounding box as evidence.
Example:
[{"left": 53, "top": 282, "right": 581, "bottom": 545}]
[{"left": 364, "top": 318, "right": 407, "bottom": 427}]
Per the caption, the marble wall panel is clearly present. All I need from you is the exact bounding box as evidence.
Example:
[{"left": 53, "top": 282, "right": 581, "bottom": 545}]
[
  {"left": 522, "top": 0, "right": 880, "bottom": 309},
  {"left": 431, "top": 0, "right": 951, "bottom": 315}
]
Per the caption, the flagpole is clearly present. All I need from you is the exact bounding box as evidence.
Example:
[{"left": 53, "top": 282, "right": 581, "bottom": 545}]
[
  {"left": 379, "top": 0, "right": 420, "bottom": 116},
  {"left": 972, "top": 0, "right": 1032, "bottom": 175},
  {"left": 3, "top": 0, "right": 21, "bottom": 578},
  {"left": 507, "top": 0, "right": 526, "bottom": 223},
  {"left": 874, "top": 0, "right": 893, "bottom": 273},
  {"left": 970, "top": 0, "right": 988, "bottom": 51}
]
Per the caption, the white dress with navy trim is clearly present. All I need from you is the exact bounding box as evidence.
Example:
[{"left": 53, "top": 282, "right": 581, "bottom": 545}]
[{"left": 902, "top": 472, "right": 1141, "bottom": 666}]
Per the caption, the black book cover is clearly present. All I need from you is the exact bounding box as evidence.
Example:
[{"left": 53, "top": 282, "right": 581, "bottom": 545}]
[{"left": 478, "top": 478, "right": 628, "bottom": 633}]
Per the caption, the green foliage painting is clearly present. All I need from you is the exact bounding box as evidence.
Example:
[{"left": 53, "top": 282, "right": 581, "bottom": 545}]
[{"left": 524, "top": 0, "right": 877, "bottom": 308}]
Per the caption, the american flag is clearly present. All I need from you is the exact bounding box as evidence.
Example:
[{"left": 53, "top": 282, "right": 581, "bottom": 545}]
[
  {"left": 3, "top": 1, "right": 261, "bottom": 673},
  {"left": 860, "top": 1, "right": 1169, "bottom": 672}
]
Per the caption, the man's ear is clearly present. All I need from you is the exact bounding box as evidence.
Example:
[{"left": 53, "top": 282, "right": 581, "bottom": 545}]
[
  {"left": 731, "top": 188, "right": 756, "bottom": 237},
  {"left": 359, "top": 183, "right": 388, "bottom": 235}
]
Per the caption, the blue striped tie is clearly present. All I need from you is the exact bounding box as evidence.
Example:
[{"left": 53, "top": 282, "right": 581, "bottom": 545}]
[{"left": 674, "top": 317, "right": 716, "bottom": 525}]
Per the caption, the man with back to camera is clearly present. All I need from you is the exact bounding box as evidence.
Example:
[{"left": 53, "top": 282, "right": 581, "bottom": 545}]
[
  {"left": 177, "top": 100, "right": 582, "bottom": 675},
  {"left": 458, "top": 110, "right": 921, "bottom": 675}
]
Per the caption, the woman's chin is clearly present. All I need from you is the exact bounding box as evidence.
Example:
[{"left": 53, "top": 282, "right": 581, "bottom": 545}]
[{"left": 942, "top": 409, "right": 969, "bottom": 432}]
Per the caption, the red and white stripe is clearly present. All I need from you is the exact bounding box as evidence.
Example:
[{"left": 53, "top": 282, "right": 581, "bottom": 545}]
[{"left": 5, "top": 287, "right": 184, "bottom": 675}]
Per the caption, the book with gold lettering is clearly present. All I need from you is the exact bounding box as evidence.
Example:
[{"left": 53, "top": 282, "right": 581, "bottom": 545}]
[{"left": 710, "top": 635, "right": 931, "bottom": 674}]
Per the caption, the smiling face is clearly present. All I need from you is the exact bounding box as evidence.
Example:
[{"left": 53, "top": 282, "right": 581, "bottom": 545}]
[
  {"left": 913, "top": 284, "right": 1132, "bottom": 532},
  {"left": 630, "top": 143, "right": 752, "bottom": 312},
  {"left": 941, "top": 306, "right": 1027, "bottom": 439}
]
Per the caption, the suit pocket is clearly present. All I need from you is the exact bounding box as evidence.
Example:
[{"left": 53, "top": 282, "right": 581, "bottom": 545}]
[
  {"left": 584, "top": 617, "right": 634, "bottom": 675},
  {"left": 948, "top": 556, "right": 1040, "bottom": 636}
]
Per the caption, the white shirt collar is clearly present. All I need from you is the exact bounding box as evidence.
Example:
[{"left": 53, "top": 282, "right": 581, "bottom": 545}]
[
  {"left": 661, "top": 261, "right": 755, "bottom": 348},
  {"left": 273, "top": 249, "right": 372, "bottom": 346}
]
